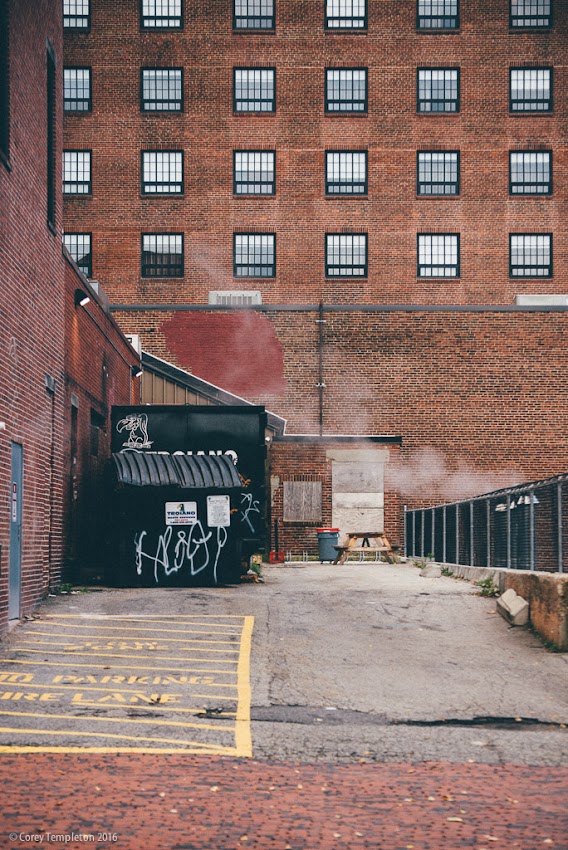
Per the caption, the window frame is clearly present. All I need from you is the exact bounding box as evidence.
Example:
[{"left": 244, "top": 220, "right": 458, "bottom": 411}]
[
  {"left": 417, "top": 233, "right": 460, "bottom": 278},
  {"left": 325, "top": 232, "right": 368, "bottom": 278},
  {"left": 416, "top": 150, "right": 460, "bottom": 196},
  {"left": 233, "top": 66, "right": 276, "bottom": 113},
  {"left": 141, "top": 150, "right": 184, "bottom": 195},
  {"left": 64, "top": 232, "right": 93, "bottom": 278},
  {"left": 509, "top": 66, "right": 553, "bottom": 113},
  {"left": 509, "top": 150, "right": 552, "bottom": 195},
  {"left": 140, "top": 67, "right": 184, "bottom": 113},
  {"left": 509, "top": 233, "right": 552, "bottom": 278},
  {"left": 0, "top": 0, "right": 10, "bottom": 168},
  {"left": 63, "top": 0, "right": 91, "bottom": 32},
  {"left": 417, "top": 0, "right": 460, "bottom": 31},
  {"left": 64, "top": 66, "right": 92, "bottom": 113},
  {"left": 509, "top": 0, "right": 552, "bottom": 29},
  {"left": 417, "top": 67, "right": 460, "bottom": 113},
  {"left": 325, "top": 150, "right": 368, "bottom": 196},
  {"left": 324, "top": 0, "right": 368, "bottom": 31},
  {"left": 232, "top": 0, "right": 275, "bottom": 31},
  {"left": 140, "top": 0, "right": 183, "bottom": 30},
  {"left": 233, "top": 233, "right": 276, "bottom": 278},
  {"left": 141, "top": 233, "right": 185, "bottom": 278},
  {"left": 233, "top": 150, "right": 276, "bottom": 196},
  {"left": 63, "top": 149, "right": 92, "bottom": 196},
  {"left": 324, "top": 67, "right": 368, "bottom": 114}
]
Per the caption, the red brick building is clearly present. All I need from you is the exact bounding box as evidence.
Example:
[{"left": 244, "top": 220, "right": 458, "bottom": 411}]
[
  {"left": 62, "top": 0, "right": 567, "bottom": 553},
  {"left": 0, "top": 0, "right": 139, "bottom": 634}
]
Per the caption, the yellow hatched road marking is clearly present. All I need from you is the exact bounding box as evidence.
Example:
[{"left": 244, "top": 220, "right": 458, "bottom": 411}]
[
  {"left": 234, "top": 616, "right": 254, "bottom": 758},
  {"left": 0, "top": 709, "right": 232, "bottom": 733},
  {"left": 22, "top": 630, "right": 240, "bottom": 649},
  {"left": 0, "top": 726, "right": 231, "bottom": 750},
  {"left": 14, "top": 648, "right": 238, "bottom": 667},
  {"left": 0, "top": 659, "right": 238, "bottom": 683}
]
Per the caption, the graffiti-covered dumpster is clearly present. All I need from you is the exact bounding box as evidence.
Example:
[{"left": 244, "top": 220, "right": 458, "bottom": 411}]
[{"left": 110, "top": 452, "right": 245, "bottom": 586}]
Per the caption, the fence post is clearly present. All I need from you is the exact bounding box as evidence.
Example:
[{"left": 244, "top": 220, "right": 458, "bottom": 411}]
[
  {"left": 404, "top": 505, "right": 408, "bottom": 557},
  {"left": 486, "top": 499, "right": 491, "bottom": 568},
  {"left": 506, "top": 494, "right": 511, "bottom": 570},
  {"left": 455, "top": 504, "right": 459, "bottom": 565},
  {"left": 421, "top": 509, "right": 425, "bottom": 557},
  {"left": 470, "top": 501, "right": 474, "bottom": 566},
  {"left": 431, "top": 509, "right": 435, "bottom": 560},
  {"left": 412, "top": 510, "right": 416, "bottom": 558},
  {"left": 557, "top": 483, "right": 564, "bottom": 574},
  {"left": 442, "top": 505, "right": 446, "bottom": 563},
  {"left": 529, "top": 487, "right": 535, "bottom": 571}
]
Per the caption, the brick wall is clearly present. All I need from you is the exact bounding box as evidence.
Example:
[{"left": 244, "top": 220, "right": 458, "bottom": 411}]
[
  {"left": 63, "top": 0, "right": 567, "bottom": 307},
  {"left": 0, "top": 0, "right": 65, "bottom": 631},
  {"left": 63, "top": 257, "right": 140, "bottom": 581}
]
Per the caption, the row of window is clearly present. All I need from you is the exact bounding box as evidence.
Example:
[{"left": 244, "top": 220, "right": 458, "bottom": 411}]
[
  {"left": 64, "top": 232, "right": 554, "bottom": 280},
  {"left": 62, "top": 149, "right": 554, "bottom": 197},
  {"left": 64, "top": 66, "right": 555, "bottom": 115},
  {"left": 64, "top": 0, "right": 554, "bottom": 32}
]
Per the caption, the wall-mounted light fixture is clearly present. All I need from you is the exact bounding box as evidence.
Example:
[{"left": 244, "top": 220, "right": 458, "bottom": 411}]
[
  {"left": 131, "top": 366, "right": 143, "bottom": 378},
  {"left": 74, "top": 288, "right": 90, "bottom": 307}
]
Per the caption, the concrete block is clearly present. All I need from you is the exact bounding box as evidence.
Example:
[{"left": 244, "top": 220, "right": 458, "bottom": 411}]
[
  {"left": 497, "top": 588, "right": 529, "bottom": 627},
  {"left": 420, "top": 564, "right": 442, "bottom": 578}
]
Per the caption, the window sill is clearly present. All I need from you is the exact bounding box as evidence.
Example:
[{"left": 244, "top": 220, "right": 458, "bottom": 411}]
[
  {"left": 416, "top": 27, "right": 461, "bottom": 34},
  {"left": 232, "top": 28, "right": 276, "bottom": 35},
  {"left": 416, "top": 193, "right": 461, "bottom": 199},
  {"left": 324, "top": 112, "right": 368, "bottom": 117},
  {"left": 325, "top": 193, "right": 368, "bottom": 199}
]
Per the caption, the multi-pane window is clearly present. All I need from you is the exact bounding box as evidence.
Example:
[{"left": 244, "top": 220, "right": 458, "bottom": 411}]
[
  {"left": 417, "top": 234, "right": 460, "bottom": 277},
  {"left": 510, "top": 151, "right": 551, "bottom": 195},
  {"left": 417, "top": 151, "right": 459, "bottom": 195},
  {"left": 141, "top": 0, "right": 182, "bottom": 29},
  {"left": 325, "top": 0, "right": 367, "bottom": 29},
  {"left": 325, "top": 68, "right": 367, "bottom": 113},
  {"left": 510, "top": 234, "right": 552, "bottom": 277},
  {"left": 63, "top": 0, "right": 90, "bottom": 30},
  {"left": 234, "top": 151, "right": 275, "bottom": 195},
  {"left": 417, "top": 0, "right": 459, "bottom": 29},
  {"left": 233, "top": 68, "right": 275, "bottom": 112},
  {"left": 141, "top": 68, "right": 183, "bottom": 112},
  {"left": 0, "top": 0, "right": 10, "bottom": 163},
  {"left": 510, "top": 0, "right": 552, "bottom": 28},
  {"left": 234, "top": 234, "right": 275, "bottom": 277},
  {"left": 63, "top": 150, "right": 91, "bottom": 195},
  {"left": 141, "top": 151, "right": 184, "bottom": 194},
  {"left": 64, "top": 233, "right": 92, "bottom": 277},
  {"left": 326, "top": 234, "right": 367, "bottom": 277},
  {"left": 326, "top": 151, "right": 367, "bottom": 195},
  {"left": 510, "top": 68, "right": 552, "bottom": 112},
  {"left": 141, "top": 233, "right": 184, "bottom": 277},
  {"left": 64, "top": 68, "right": 91, "bottom": 112},
  {"left": 233, "top": 0, "right": 275, "bottom": 30},
  {"left": 417, "top": 68, "right": 459, "bottom": 112}
]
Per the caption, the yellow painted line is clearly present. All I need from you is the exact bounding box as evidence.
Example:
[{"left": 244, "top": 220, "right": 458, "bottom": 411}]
[
  {"left": 14, "top": 648, "right": 238, "bottom": 667},
  {"left": 0, "top": 709, "right": 233, "bottom": 734},
  {"left": 45, "top": 614, "right": 246, "bottom": 620},
  {"left": 0, "top": 659, "right": 238, "bottom": 683},
  {"left": 234, "top": 616, "right": 254, "bottom": 758},
  {"left": 68, "top": 702, "right": 235, "bottom": 718},
  {"left": 193, "top": 693, "right": 238, "bottom": 701},
  {"left": 0, "top": 745, "right": 238, "bottom": 754},
  {"left": 23, "top": 630, "right": 240, "bottom": 649},
  {"left": 44, "top": 615, "right": 241, "bottom": 632},
  {"left": 0, "top": 725, "right": 230, "bottom": 750}
]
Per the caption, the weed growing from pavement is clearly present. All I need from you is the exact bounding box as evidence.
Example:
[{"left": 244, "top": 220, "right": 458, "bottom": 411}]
[
  {"left": 441, "top": 566, "right": 454, "bottom": 577},
  {"left": 476, "top": 576, "right": 500, "bottom": 597}
]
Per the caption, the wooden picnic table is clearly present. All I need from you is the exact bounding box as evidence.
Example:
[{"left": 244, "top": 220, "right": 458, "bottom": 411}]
[{"left": 333, "top": 531, "right": 397, "bottom": 565}]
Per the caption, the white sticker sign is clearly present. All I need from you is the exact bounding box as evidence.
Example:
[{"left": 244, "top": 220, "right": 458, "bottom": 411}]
[
  {"left": 165, "top": 501, "right": 197, "bottom": 526},
  {"left": 206, "top": 495, "right": 231, "bottom": 528}
]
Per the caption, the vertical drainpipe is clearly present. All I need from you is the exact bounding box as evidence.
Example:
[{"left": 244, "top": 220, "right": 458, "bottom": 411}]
[
  {"left": 316, "top": 301, "right": 326, "bottom": 437},
  {"left": 557, "top": 481, "right": 563, "bottom": 573}
]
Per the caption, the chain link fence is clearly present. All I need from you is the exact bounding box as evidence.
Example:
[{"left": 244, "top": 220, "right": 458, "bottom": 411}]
[{"left": 405, "top": 473, "right": 567, "bottom": 573}]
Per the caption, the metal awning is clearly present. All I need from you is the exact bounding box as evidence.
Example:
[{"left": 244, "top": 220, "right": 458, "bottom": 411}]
[{"left": 112, "top": 452, "right": 242, "bottom": 488}]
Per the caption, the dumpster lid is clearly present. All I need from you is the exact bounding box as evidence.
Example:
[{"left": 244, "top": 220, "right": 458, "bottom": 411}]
[
  {"left": 316, "top": 527, "right": 340, "bottom": 533},
  {"left": 112, "top": 452, "right": 242, "bottom": 489}
]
